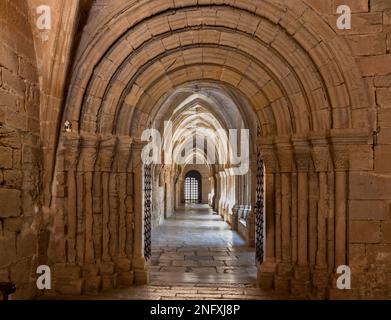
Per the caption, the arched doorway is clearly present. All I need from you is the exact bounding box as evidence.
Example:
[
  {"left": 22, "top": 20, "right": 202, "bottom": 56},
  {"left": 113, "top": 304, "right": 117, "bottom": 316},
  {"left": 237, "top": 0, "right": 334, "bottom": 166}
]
[
  {"left": 48, "top": 0, "right": 373, "bottom": 298},
  {"left": 184, "top": 171, "right": 202, "bottom": 204}
]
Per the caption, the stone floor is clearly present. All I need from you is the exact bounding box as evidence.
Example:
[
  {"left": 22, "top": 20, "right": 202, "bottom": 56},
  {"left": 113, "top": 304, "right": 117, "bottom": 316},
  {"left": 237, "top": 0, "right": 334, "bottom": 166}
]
[
  {"left": 150, "top": 205, "right": 257, "bottom": 285},
  {"left": 45, "top": 205, "right": 294, "bottom": 300},
  {"left": 66, "top": 283, "right": 294, "bottom": 300}
]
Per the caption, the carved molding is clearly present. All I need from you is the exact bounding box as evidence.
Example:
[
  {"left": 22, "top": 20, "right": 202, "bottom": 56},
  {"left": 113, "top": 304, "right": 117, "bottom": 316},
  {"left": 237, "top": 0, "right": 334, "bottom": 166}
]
[
  {"left": 78, "top": 134, "right": 99, "bottom": 172},
  {"left": 63, "top": 133, "right": 80, "bottom": 171},
  {"left": 116, "top": 136, "right": 132, "bottom": 173},
  {"left": 97, "top": 136, "right": 117, "bottom": 172},
  {"left": 275, "top": 138, "right": 294, "bottom": 173},
  {"left": 260, "top": 145, "right": 279, "bottom": 173},
  {"left": 293, "top": 138, "right": 311, "bottom": 172}
]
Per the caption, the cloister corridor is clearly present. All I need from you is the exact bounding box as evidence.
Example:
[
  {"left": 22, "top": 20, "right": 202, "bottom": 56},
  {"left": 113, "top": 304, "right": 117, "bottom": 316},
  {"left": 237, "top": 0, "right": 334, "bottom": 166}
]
[
  {"left": 46, "top": 205, "right": 295, "bottom": 300},
  {"left": 2, "top": 0, "right": 391, "bottom": 301},
  {"left": 150, "top": 205, "right": 256, "bottom": 285}
]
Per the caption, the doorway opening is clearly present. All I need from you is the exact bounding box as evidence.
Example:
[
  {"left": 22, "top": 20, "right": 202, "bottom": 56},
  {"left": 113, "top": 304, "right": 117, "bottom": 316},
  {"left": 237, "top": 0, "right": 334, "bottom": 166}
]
[{"left": 184, "top": 170, "right": 202, "bottom": 204}]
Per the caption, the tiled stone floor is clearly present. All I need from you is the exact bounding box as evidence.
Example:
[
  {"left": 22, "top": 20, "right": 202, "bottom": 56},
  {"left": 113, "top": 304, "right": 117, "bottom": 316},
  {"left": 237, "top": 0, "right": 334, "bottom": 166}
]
[
  {"left": 66, "top": 283, "right": 294, "bottom": 300},
  {"left": 45, "top": 205, "right": 295, "bottom": 300},
  {"left": 150, "top": 205, "right": 257, "bottom": 285}
]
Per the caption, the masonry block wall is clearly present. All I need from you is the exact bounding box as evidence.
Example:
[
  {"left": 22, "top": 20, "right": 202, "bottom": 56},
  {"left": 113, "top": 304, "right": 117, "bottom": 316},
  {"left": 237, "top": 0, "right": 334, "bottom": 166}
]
[
  {"left": 302, "top": 0, "right": 391, "bottom": 298},
  {"left": 0, "top": 0, "right": 45, "bottom": 299}
]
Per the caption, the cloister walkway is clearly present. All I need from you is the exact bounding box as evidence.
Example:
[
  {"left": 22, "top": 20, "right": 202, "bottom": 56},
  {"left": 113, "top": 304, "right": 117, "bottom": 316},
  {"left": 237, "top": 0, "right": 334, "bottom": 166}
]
[
  {"left": 150, "top": 205, "right": 256, "bottom": 285},
  {"left": 44, "top": 205, "right": 296, "bottom": 300}
]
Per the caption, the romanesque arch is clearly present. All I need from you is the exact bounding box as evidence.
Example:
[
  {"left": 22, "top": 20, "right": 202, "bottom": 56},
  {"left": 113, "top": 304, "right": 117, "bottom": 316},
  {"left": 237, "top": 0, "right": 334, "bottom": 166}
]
[{"left": 47, "top": 0, "right": 374, "bottom": 298}]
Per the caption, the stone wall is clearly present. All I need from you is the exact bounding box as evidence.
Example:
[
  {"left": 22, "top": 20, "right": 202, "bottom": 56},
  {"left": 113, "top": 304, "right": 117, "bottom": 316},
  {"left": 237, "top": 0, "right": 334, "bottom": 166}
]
[
  {"left": 302, "top": 0, "right": 391, "bottom": 298},
  {"left": 0, "top": 0, "right": 45, "bottom": 299}
]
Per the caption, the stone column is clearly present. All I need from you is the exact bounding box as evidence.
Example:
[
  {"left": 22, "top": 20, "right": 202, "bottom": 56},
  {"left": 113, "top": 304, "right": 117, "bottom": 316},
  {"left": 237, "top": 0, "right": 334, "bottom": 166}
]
[
  {"left": 51, "top": 147, "right": 67, "bottom": 264},
  {"left": 78, "top": 134, "right": 99, "bottom": 265},
  {"left": 332, "top": 146, "right": 349, "bottom": 268},
  {"left": 125, "top": 159, "right": 134, "bottom": 260},
  {"left": 131, "top": 140, "right": 149, "bottom": 285},
  {"left": 175, "top": 176, "right": 183, "bottom": 209},
  {"left": 258, "top": 141, "right": 279, "bottom": 289},
  {"left": 292, "top": 137, "right": 311, "bottom": 295},
  {"left": 214, "top": 172, "right": 221, "bottom": 214},
  {"left": 78, "top": 133, "right": 100, "bottom": 293},
  {"left": 311, "top": 135, "right": 332, "bottom": 298},
  {"left": 54, "top": 133, "right": 84, "bottom": 295},
  {"left": 63, "top": 133, "right": 80, "bottom": 265},
  {"left": 247, "top": 158, "right": 258, "bottom": 246},
  {"left": 115, "top": 136, "right": 133, "bottom": 287},
  {"left": 274, "top": 138, "right": 294, "bottom": 293},
  {"left": 96, "top": 136, "right": 117, "bottom": 263}
]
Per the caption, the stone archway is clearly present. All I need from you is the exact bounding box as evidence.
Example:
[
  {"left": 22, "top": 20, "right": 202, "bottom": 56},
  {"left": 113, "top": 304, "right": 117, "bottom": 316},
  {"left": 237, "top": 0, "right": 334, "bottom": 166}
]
[
  {"left": 48, "top": 0, "right": 373, "bottom": 298},
  {"left": 183, "top": 171, "right": 202, "bottom": 204}
]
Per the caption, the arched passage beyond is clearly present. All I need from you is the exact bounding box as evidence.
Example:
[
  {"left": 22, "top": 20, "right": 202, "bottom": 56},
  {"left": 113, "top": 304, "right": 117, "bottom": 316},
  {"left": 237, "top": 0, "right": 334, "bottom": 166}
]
[
  {"left": 184, "top": 171, "right": 202, "bottom": 204},
  {"left": 47, "top": 0, "right": 374, "bottom": 298}
]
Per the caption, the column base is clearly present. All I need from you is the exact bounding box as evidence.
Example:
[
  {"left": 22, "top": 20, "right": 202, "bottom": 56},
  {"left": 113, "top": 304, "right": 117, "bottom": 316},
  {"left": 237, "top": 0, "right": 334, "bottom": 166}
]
[
  {"left": 312, "top": 267, "right": 329, "bottom": 299},
  {"left": 274, "top": 262, "right": 293, "bottom": 293},
  {"left": 134, "top": 268, "right": 149, "bottom": 285},
  {"left": 291, "top": 265, "right": 311, "bottom": 297},
  {"left": 258, "top": 259, "right": 276, "bottom": 289}
]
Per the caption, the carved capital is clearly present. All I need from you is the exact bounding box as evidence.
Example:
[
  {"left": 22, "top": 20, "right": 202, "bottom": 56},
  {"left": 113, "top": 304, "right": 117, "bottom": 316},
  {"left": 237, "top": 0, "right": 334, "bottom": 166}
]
[
  {"left": 331, "top": 146, "right": 350, "bottom": 171},
  {"left": 293, "top": 138, "right": 311, "bottom": 172},
  {"left": 115, "top": 136, "right": 132, "bottom": 172},
  {"left": 63, "top": 133, "right": 80, "bottom": 170},
  {"left": 131, "top": 139, "right": 148, "bottom": 171},
  {"left": 275, "top": 137, "right": 294, "bottom": 173},
  {"left": 311, "top": 142, "right": 332, "bottom": 172},
  {"left": 260, "top": 145, "right": 279, "bottom": 173},
  {"left": 78, "top": 133, "right": 99, "bottom": 172},
  {"left": 97, "top": 135, "right": 117, "bottom": 172}
]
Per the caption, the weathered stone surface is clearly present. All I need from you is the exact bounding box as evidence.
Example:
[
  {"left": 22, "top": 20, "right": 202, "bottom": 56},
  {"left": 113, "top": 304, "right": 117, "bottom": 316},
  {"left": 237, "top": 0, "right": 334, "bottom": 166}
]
[
  {"left": 53, "top": 264, "right": 82, "bottom": 281},
  {"left": 346, "top": 34, "right": 386, "bottom": 56},
  {"left": 350, "top": 172, "right": 391, "bottom": 199},
  {"left": 115, "top": 258, "right": 131, "bottom": 272},
  {"left": 101, "top": 274, "right": 118, "bottom": 291},
  {"left": 378, "top": 127, "right": 391, "bottom": 145},
  {"left": 10, "top": 258, "right": 32, "bottom": 285},
  {"left": 17, "top": 231, "right": 37, "bottom": 258},
  {"left": 349, "top": 200, "right": 387, "bottom": 220},
  {"left": 366, "top": 244, "right": 391, "bottom": 265},
  {"left": 100, "top": 261, "right": 115, "bottom": 275},
  {"left": 376, "top": 88, "right": 391, "bottom": 107},
  {"left": 117, "top": 271, "right": 134, "bottom": 288},
  {"left": 0, "top": 269, "right": 9, "bottom": 282},
  {"left": 303, "top": 0, "right": 332, "bottom": 14},
  {"left": 349, "top": 221, "right": 382, "bottom": 243},
  {"left": 375, "top": 74, "right": 391, "bottom": 88},
  {"left": 0, "top": 146, "right": 13, "bottom": 168},
  {"left": 55, "top": 280, "right": 84, "bottom": 295},
  {"left": 0, "top": 232, "right": 16, "bottom": 267},
  {"left": 349, "top": 244, "right": 368, "bottom": 268},
  {"left": 334, "top": 0, "right": 369, "bottom": 12},
  {"left": 0, "top": 189, "right": 21, "bottom": 217},
  {"left": 331, "top": 12, "right": 383, "bottom": 35},
  {"left": 84, "top": 276, "right": 102, "bottom": 294},
  {"left": 382, "top": 221, "right": 391, "bottom": 243},
  {"left": 358, "top": 54, "right": 391, "bottom": 76},
  {"left": 82, "top": 264, "right": 100, "bottom": 277},
  {"left": 370, "top": 0, "right": 391, "bottom": 11},
  {"left": 375, "top": 146, "right": 391, "bottom": 172}
]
